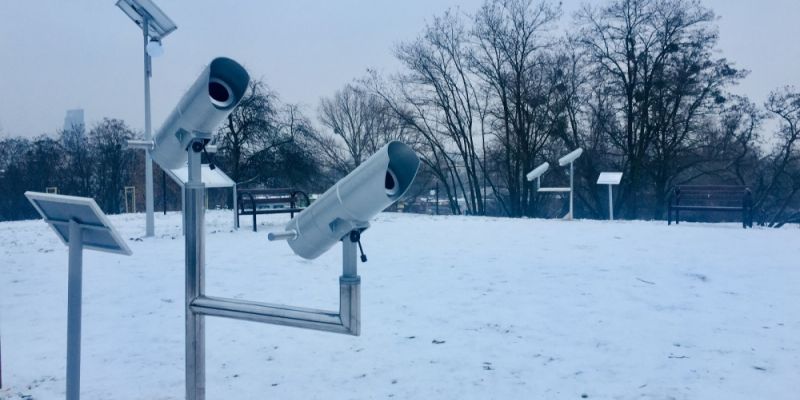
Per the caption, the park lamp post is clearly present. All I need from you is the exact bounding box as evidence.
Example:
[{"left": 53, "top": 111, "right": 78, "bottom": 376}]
[{"left": 116, "top": 0, "right": 177, "bottom": 237}]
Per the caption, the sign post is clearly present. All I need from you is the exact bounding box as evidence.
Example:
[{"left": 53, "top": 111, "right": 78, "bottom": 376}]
[
  {"left": 24, "top": 192, "right": 132, "bottom": 400},
  {"left": 596, "top": 172, "right": 623, "bottom": 220}
]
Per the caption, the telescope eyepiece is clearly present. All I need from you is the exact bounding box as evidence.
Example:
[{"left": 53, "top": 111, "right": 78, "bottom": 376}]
[
  {"left": 385, "top": 169, "right": 399, "bottom": 196},
  {"left": 208, "top": 78, "right": 234, "bottom": 108}
]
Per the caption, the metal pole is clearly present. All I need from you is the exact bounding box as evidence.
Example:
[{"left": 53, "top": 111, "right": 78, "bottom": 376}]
[
  {"left": 185, "top": 142, "right": 205, "bottom": 400},
  {"left": 608, "top": 185, "right": 614, "bottom": 221},
  {"left": 342, "top": 235, "right": 358, "bottom": 278},
  {"left": 163, "top": 169, "right": 167, "bottom": 215},
  {"left": 181, "top": 189, "right": 186, "bottom": 236},
  {"left": 232, "top": 183, "right": 238, "bottom": 229},
  {"left": 66, "top": 220, "right": 83, "bottom": 400},
  {"left": 143, "top": 16, "right": 155, "bottom": 237},
  {"left": 339, "top": 236, "right": 360, "bottom": 335},
  {"left": 568, "top": 162, "right": 574, "bottom": 220},
  {"left": 435, "top": 183, "right": 439, "bottom": 215}
]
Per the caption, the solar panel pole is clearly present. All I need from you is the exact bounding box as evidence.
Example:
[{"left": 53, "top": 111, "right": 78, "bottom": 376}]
[
  {"left": 116, "top": 0, "right": 177, "bottom": 236},
  {"left": 143, "top": 15, "right": 155, "bottom": 237},
  {"left": 66, "top": 219, "right": 84, "bottom": 400}
]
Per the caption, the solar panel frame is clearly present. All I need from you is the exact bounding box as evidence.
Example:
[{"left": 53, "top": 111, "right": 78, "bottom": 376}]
[
  {"left": 25, "top": 192, "right": 133, "bottom": 256},
  {"left": 116, "top": 0, "right": 177, "bottom": 40}
]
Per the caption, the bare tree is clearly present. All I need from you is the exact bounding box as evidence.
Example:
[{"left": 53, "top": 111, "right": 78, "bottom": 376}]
[
  {"left": 576, "top": 0, "right": 741, "bottom": 218},
  {"left": 215, "top": 80, "right": 281, "bottom": 183},
  {"left": 90, "top": 118, "right": 135, "bottom": 213},
  {"left": 0, "top": 137, "right": 44, "bottom": 220},
  {"left": 59, "top": 124, "right": 93, "bottom": 196},
  {"left": 471, "top": 0, "right": 562, "bottom": 217},
  {"left": 366, "top": 71, "right": 465, "bottom": 215},
  {"left": 318, "top": 83, "right": 401, "bottom": 174},
  {"left": 757, "top": 87, "right": 800, "bottom": 226},
  {"left": 394, "top": 10, "right": 486, "bottom": 215}
]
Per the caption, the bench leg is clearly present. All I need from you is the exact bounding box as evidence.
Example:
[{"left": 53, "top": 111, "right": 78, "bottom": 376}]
[
  {"left": 667, "top": 206, "right": 671, "bottom": 225},
  {"left": 253, "top": 211, "right": 257, "bottom": 232},
  {"left": 742, "top": 207, "right": 754, "bottom": 229}
]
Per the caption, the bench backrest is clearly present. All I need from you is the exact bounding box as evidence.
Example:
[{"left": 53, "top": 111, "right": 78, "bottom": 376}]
[
  {"left": 237, "top": 188, "right": 310, "bottom": 211},
  {"left": 672, "top": 185, "right": 752, "bottom": 207}
]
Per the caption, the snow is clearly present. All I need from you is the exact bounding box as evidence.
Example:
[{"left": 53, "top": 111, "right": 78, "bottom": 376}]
[{"left": 1, "top": 211, "right": 798, "bottom": 399}]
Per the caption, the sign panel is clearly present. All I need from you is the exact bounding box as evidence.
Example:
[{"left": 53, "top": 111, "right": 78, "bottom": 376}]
[
  {"left": 597, "top": 172, "right": 623, "bottom": 185},
  {"left": 25, "top": 192, "right": 132, "bottom": 255}
]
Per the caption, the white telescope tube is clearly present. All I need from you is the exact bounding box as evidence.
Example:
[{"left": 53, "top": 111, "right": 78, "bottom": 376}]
[{"left": 275, "top": 141, "right": 420, "bottom": 260}]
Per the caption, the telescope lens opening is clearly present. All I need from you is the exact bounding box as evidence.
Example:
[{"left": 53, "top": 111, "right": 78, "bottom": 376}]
[
  {"left": 385, "top": 169, "right": 399, "bottom": 196},
  {"left": 209, "top": 78, "right": 234, "bottom": 108}
]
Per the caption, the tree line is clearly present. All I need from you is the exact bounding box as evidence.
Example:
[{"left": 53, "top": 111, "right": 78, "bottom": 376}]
[
  {"left": 348, "top": 0, "right": 800, "bottom": 225},
  {"left": 1, "top": 0, "right": 798, "bottom": 226}
]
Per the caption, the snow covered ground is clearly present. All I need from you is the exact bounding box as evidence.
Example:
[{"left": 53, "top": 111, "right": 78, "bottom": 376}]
[{"left": 1, "top": 211, "right": 798, "bottom": 399}]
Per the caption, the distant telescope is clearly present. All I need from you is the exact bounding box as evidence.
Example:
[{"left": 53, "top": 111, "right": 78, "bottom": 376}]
[
  {"left": 526, "top": 162, "right": 550, "bottom": 181},
  {"left": 558, "top": 148, "right": 583, "bottom": 166}
]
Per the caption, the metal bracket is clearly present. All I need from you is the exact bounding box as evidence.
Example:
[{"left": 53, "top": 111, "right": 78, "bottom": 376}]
[
  {"left": 190, "top": 234, "right": 361, "bottom": 335},
  {"left": 126, "top": 139, "right": 155, "bottom": 151},
  {"left": 183, "top": 141, "right": 361, "bottom": 399}
]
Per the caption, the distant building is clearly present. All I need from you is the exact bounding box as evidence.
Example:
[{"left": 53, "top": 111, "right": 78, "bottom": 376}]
[{"left": 64, "top": 109, "right": 85, "bottom": 131}]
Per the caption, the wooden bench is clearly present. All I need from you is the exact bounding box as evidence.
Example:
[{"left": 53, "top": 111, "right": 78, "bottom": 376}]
[
  {"left": 236, "top": 188, "right": 310, "bottom": 232},
  {"left": 667, "top": 185, "right": 753, "bottom": 228}
]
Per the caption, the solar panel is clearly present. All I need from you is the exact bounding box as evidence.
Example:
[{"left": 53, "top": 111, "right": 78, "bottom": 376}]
[
  {"left": 116, "top": 0, "right": 177, "bottom": 40},
  {"left": 25, "top": 192, "right": 132, "bottom": 255}
]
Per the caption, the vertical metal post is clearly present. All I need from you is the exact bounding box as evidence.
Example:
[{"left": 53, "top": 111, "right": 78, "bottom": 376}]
[
  {"left": 66, "top": 220, "right": 83, "bottom": 400},
  {"left": 181, "top": 189, "right": 186, "bottom": 236},
  {"left": 340, "top": 235, "right": 360, "bottom": 335},
  {"left": 143, "top": 16, "right": 155, "bottom": 237},
  {"left": 185, "top": 142, "right": 206, "bottom": 400},
  {"left": 568, "top": 161, "right": 574, "bottom": 220},
  {"left": 163, "top": 169, "right": 168, "bottom": 215},
  {"left": 232, "top": 183, "right": 239, "bottom": 229},
  {"left": 342, "top": 236, "right": 358, "bottom": 278},
  {"left": 608, "top": 185, "right": 614, "bottom": 221},
  {"left": 435, "top": 182, "right": 439, "bottom": 215}
]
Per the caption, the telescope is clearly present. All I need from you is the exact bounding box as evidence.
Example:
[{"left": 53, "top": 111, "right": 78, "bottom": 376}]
[
  {"left": 150, "top": 57, "right": 249, "bottom": 170},
  {"left": 269, "top": 141, "right": 420, "bottom": 259},
  {"left": 526, "top": 162, "right": 550, "bottom": 182},
  {"left": 558, "top": 148, "right": 583, "bottom": 166}
]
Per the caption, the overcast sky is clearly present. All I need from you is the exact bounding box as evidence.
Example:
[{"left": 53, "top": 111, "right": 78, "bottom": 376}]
[{"left": 0, "top": 0, "right": 798, "bottom": 138}]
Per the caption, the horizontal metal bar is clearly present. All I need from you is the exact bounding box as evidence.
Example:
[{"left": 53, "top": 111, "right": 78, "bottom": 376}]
[
  {"left": 267, "top": 230, "right": 298, "bottom": 241},
  {"left": 242, "top": 208, "right": 305, "bottom": 215},
  {"left": 190, "top": 295, "right": 353, "bottom": 335},
  {"left": 537, "top": 187, "right": 571, "bottom": 192},
  {"left": 47, "top": 219, "right": 111, "bottom": 232},
  {"left": 126, "top": 139, "right": 155, "bottom": 150},
  {"left": 670, "top": 206, "right": 745, "bottom": 211}
]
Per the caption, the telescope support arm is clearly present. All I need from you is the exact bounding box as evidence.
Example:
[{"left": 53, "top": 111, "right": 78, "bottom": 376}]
[
  {"left": 190, "top": 235, "right": 361, "bottom": 335},
  {"left": 184, "top": 137, "right": 361, "bottom": 400}
]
